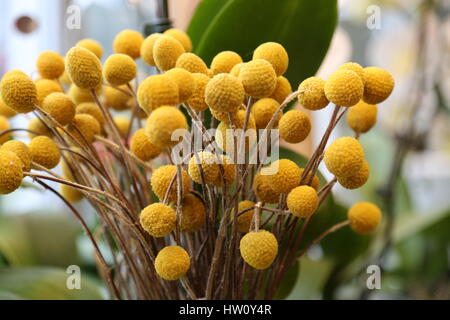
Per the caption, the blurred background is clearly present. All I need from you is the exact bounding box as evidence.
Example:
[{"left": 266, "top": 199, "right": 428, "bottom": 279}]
[{"left": 0, "top": 0, "right": 449, "bottom": 300}]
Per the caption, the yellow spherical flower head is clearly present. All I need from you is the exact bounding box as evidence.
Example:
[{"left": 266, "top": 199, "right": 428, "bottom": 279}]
[
  {"left": 42, "top": 93, "right": 76, "bottom": 126},
  {"left": 0, "top": 71, "right": 37, "bottom": 113},
  {"left": 230, "top": 62, "right": 245, "bottom": 78},
  {"left": 299, "top": 168, "right": 320, "bottom": 191},
  {"left": 176, "top": 53, "right": 209, "bottom": 75},
  {"left": 153, "top": 35, "right": 185, "bottom": 72},
  {"left": 239, "top": 59, "right": 277, "bottom": 98},
  {"left": 140, "top": 203, "right": 176, "bottom": 238},
  {"left": 137, "top": 75, "right": 179, "bottom": 113},
  {"left": 0, "top": 97, "right": 18, "bottom": 118},
  {"left": 29, "top": 136, "right": 61, "bottom": 169},
  {"left": 213, "top": 154, "right": 236, "bottom": 186},
  {"left": 279, "top": 110, "right": 311, "bottom": 144},
  {"left": 215, "top": 110, "right": 256, "bottom": 153},
  {"left": 324, "top": 137, "right": 364, "bottom": 178},
  {"left": 68, "top": 114, "right": 101, "bottom": 144},
  {"left": 36, "top": 51, "right": 65, "bottom": 79},
  {"left": 270, "top": 76, "right": 292, "bottom": 104},
  {"left": 362, "top": 67, "right": 394, "bottom": 104},
  {"left": 210, "top": 51, "right": 243, "bottom": 75},
  {"left": 140, "top": 33, "right": 162, "bottom": 66},
  {"left": 337, "top": 62, "right": 364, "bottom": 83},
  {"left": 298, "top": 77, "right": 329, "bottom": 110},
  {"left": 236, "top": 200, "right": 255, "bottom": 233},
  {"left": 155, "top": 246, "right": 190, "bottom": 281},
  {"left": 164, "top": 28, "right": 192, "bottom": 52},
  {"left": 188, "top": 151, "right": 220, "bottom": 185},
  {"left": 113, "top": 29, "right": 144, "bottom": 59},
  {"left": 348, "top": 202, "right": 381, "bottom": 235},
  {"left": 165, "top": 68, "right": 196, "bottom": 103},
  {"left": 146, "top": 106, "right": 188, "bottom": 148},
  {"left": 346, "top": 100, "right": 378, "bottom": 134},
  {"left": 0, "top": 150, "right": 23, "bottom": 194},
  {"left": 262, "top": 159, "right": 301, "bottom": 194},
  {"left": 205, "top": 73, "right": 245, "bottom": 113},
  {"left": 178, "top": 193, "right": 206, "bottom": 232},
  {"left": 324, "top": 70, "right": 364, "bottom": 107},
  {"left": 103, "top": 54, "right": 137, "bottom": 86},
  {"left": 0, "top": 116, "right": 11, "bottom": 144},
  {"left": 35, "top": 79, "right": 64, "bottom": 106},
  {"left": 104, "top": 85, "right": 131, "bottom": 111},
  {"left": 186, "top": 73, "right": 210, "bottom": 112},
  {"left": 114, "top": 116, "right": 130, "bottom": 137},
  {"left": 68, "top": 84, "right": 96, "bottom": 105},
  {"left": 252, "top": 98, "right": 281, "bottom": 129},
  {"left": 253, "top": 42, "right": 289, "bottom": 77},
  {"left": 76, "top": 39, "right": 103, "bottom": 59},
  {"left": 65, "top": 47, "right": 103, "bottom": 89},
  {"left": 240, "top": 230, "right": 278, "bottom": 270},
  {"left": 130, "top": 128, "right": 162, "bottom": 161},
  {"left": 287, "top": 186, "right": 318, "bottom": 218},
  {"left": 60, "top": 184, "right": 83, "bottom": 203},
  {"left": 253, "top": 173, "right": 280, "bottom": 204},
  {"left": 28, "top": 118, "right": 53, "bottom": 139},
  {"left": 150, "top": 165, "right": 190, "bottom": 203},
  {"left": 76, "top": 102, "right": 106, "bottom": 128},
  {"left": 338, "top": 159, "right": 370, "bottom": 190},
  {"left": 0, "top": 140, "right": 31, "bottom": 171}
]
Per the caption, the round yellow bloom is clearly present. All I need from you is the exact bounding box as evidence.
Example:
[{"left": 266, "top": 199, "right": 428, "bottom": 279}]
[
  {"left": 188, "top": 151, "right": 220, "bottom": 185},
  {"left": 263, "top": 159, "right": 301, "bottom": 194},
  {"left": 165, "top": 68, "right": 195, "bottom": 103},
  {"left": 270, "top": 76, "right": 292, "bottom": 104},
  {"left": 337, "top": 62, "right": 364, "bottom": 83},
  {"left": 140, "top": 33, "right": 162, "bottom": 66},
  {"left": 103, "top": 54, "right": 136, "bottom": 86},
  {"left": 176, "top": 53, "right": 209, "bottom": 75},
  {"left": 68, "top": 84, "right": 95, "bottom": 105},
  {"left": 362, "top": 67, "right": 394, "bottom": 104},
  {"left": 76, "top": 102, "right": 106, "bottom": 128},
  {"left": 0, "top": 97, "right": 17, "bottom": 118},
  {"left": 213, "top": 155, "right": 235, "bottom": 186},
  {"left": 324, "top": 70, "right": 364, "bottom": 107},
  {"left": 252, "top": 98, "right": 281, "bottom": 129},
  {"left": 113, "top": 29, "right": 144, "bottom": 59},
  {"left": 0, "top": 116, "right": 11, "bottom": 144},
  {"left": 65, "top": 47, "right": 103, "bottom": 89},
  {"left": 298, "top": 77, "right": 329, "bottom": 110},
  {"left": 186, "top": 73, "right": 210, "bottom": 112},
  {"left": 210, "top": 51, "right": 243, "bottom": 75},
  {"left": 35, "top": 79, "right": 64, "bottom": 106},
  {"left": 240, "top": 230, "right": 278, "bottom": 270},
  {"left": 348, "top": 202, "right": 381, "bottom": 235},
  {"left": 104, "top": 85, "right": 131, "bottom": 111},
  {"left": 338, "top": 160, "right": 370, "bottom": 190},
  {"left": 28, "top": 136, "right": 61, "bottom": 169},
  {"left": 0, "top": 140, "right": 31, "bottom": 171},
  {"left": 0, "top": 71, "right": 37, "bottom": 113},
  {"left": 230, "top": 62, "right": 245, "bottom": 77},
  {"left": 239, "top": 59, "right": 277, "bottom": 98},
  {"left": 140, "top": 203, "right": 176, "bottom": 238},
  {"left": 299, "top": 168, "right": 320, "bottom": 191},
  {"left": 146, "top": 106, "right": 188, "bottom": 148},
  {"left": 155, "top": 246, "right": 190, "bottom": 280},
  {"left": 60, "top": 184, "right": 83, "bottom": 203},
  {"left": 178, "top": 193, "right": 206, "bottom": 232},
  {"left": 236, "top": 200, "right": 255, "bottom": 233},
  {"left": 287, "top": 186, "right": 318, "bottom": 218},
  {"left": 0, "top": 150, "right": 23, "bottom": 194},
  {"left": 137, "top": 75, "right": 179, "bottom": 113},
  {"left": 253, "top": 42, "right": 289, "bottom": 76},
  {"left": 253, "top": 173, "right": 280, "bottom": 204},
  {"left": 153, "top": 35, "right": 185, "bottom": 72},
  {"left": 205, "top": 73, "right": 244, "bottom": 113},
  {"left": 114, "top": 116, "right": 130, "bottom": 137},
  {"left": 68, "top": 114, "right": 101, "bottom": 144},
  {"left": 324, "top": 137, "right": 364, "bottom": 178},
  {"left": 215, "top": 110, "right": 256, "bottom": 153},
  {"left": 346, "top": 100, "right": 378, "bottom": 133},
  {"left": 130, "top": 128, "right": 162, "bottom": 161},
  {"left": 36, "top": 51, "right": 65, "bottom": 79},
  {"left": 76, "top": 39, "right": 103, "bottom": 59},
  {"left": 164, "top": 28, "right": 192, "bottom": 52},
  {"left": 279, "top": 110, "right": 311, "bottom": 143},
  {"left": 27, "top": 118, "right": 53, "bottom": 139},
  {"left": 150, "top": 165, "right": 190, "bottom": 202},
  {"left": 42, "top": 93, "right": 75, "bottom": 126}
]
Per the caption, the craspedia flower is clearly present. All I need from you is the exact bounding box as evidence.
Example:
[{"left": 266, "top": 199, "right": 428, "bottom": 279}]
[
  {"left": 324, "top": 137, "right": 364, "bottom": 178},
  {"left": 210, "top": 51, "right": 243, "bottom": 75},
  {"left": 215, "top": 110, "right": 256, "bottom": 153},
  {"left": 188, "top": 151, "right": 220, "bottom": 185},
  {"left": 76, "top": 102, "right": 106, "bottom": 128},
  {"left": 150, "top": 165, "right": 190, "bottom": 202},
  {"left": 213, "top": 155, "right": 235, "bottom": 186},
  {"left": 270, "top": 76, "right": 292, "bottom": 104},
  {"left": 236, "top": 200, "right": 255, "bottom": 233},
  {"left": 153, "top": 35, "right": 185, "bottom": 72},
  {"left": 155, "top": 246, "right": 190, "bottom": 281},
  {"left": 65, "top": 47, "right": 103, "bottom": 89},
  {"left": 348, "top": 202, "right": 381, "bottom": 235},
  {"left": 253, "top": 173, "right": 280, "bottom": 204},
  {"left": 0, "top": 97, "right": 17, "bottom": 118},
  {"left": 298, "top": 77, "right": 329, "bottom": 110},
  {"left": 140, "top": 33, "right": 162, "bottom": 66},
  {"left": 145, "top": 106, "right": 188, "bottom": 148},
  {"left": 68, "top": 84, "right": 96, "bottom": 104},
  {"left": 279, "top": 110, "right": 311, "bottom": 143},
  {"left": 239, "top": 59, "right": 277, "bottom": 98},
  {"left": 299, "top": 168, "right": 320, "bottom": 191},
  {"left": 113, "top": 29, "right": 144, "bottom": 59},
  {"left": 176, "top": 53, "right": 209, "bottom": 75},
  {"left": 186, "top": 73, "right": 210, "bottom": 112},
  {"left": 60, "top": 184, "right": 83, "bottom": 203},
  {"left": 0, "top": 140, "right": 31, "bottom": 171},
  {"left": 337, "top": 159, "right": 370, "bottom": 190},
  {"left": 137, "top": 75, "right": 179, "bottom": 113},
  {"left": 337, "top": 62, "right": 364, "bottom": 83},
  {"left": 28, "top": 118, "right": 53, "bottom": 139},
  {"left": 104, "top": 85, "right": 131, "bottom": 111},
  {"left": 35, "top": 79, "right": 64, "bottom": 105},
  {"left": 130, "top": 128, "right": 162, "bottom": 161},
  {"left": 28, "top": 136, "right": 61, "bottom": 169},
  {"left": 42, "top": 93, "right": 76, "bottom": 126},
  {"left": 164, "top": 28, "right": 192, "bottom": 52},
  {"left": 140, "top": 203, "right": 176, "bottom": 238},
  {"left": 253, "top": 42, "right": 289, "bottom": 77},
  {"left": 240, "top": 230, "right": 278, "bottom": 270},
  {"left": 362, "top": 67, "right": 394, "bottom": 104},
  {"left": 103, "top": 54, "right": 137, "bottom": 86},
  {"left": 68, "top": 114, "right": 101, "bottom": 144},
  {"left": 205, "top": 73, "right": 244, "bottom": 113},
  {"left": 178, "top": 193, "right": 206, "bottom": 232},
  {"left": 230, "top": 62, "right": 245, "bottom": 77},
  {"left": 252, "top": 98, "right": 281, "bottom": 129},
  {"left": 76, "top": 39, "right": 103, "bottom": 59},
  {"left": 0, "top": 150, "right": 23, "bottom": 194},
  {"left": 324, "top": 70, "right": 364, "bottom": 107},
  {"left": 36, "top": 51, "right": 65, "bottom": 79},
  {"left": 263, "top": 159, "right": 301, "bottom": 194},
  {"left": 0, "top": 71, "right": 37, "bottom": 113},
  {"left": 287, "top": 186, "right": 318, "bottom": 218},
  {"left": 346, "top": 100, "right": 378, "bottom": 134},
  {"left": 114, "top": 116, "right": 130, "bottom": 137},
  {"left": 165, "top": 68, "right": 195, "bottom": 103},
  {"left": 0, "top": 116, "right": 11, "bottom": 144}
]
